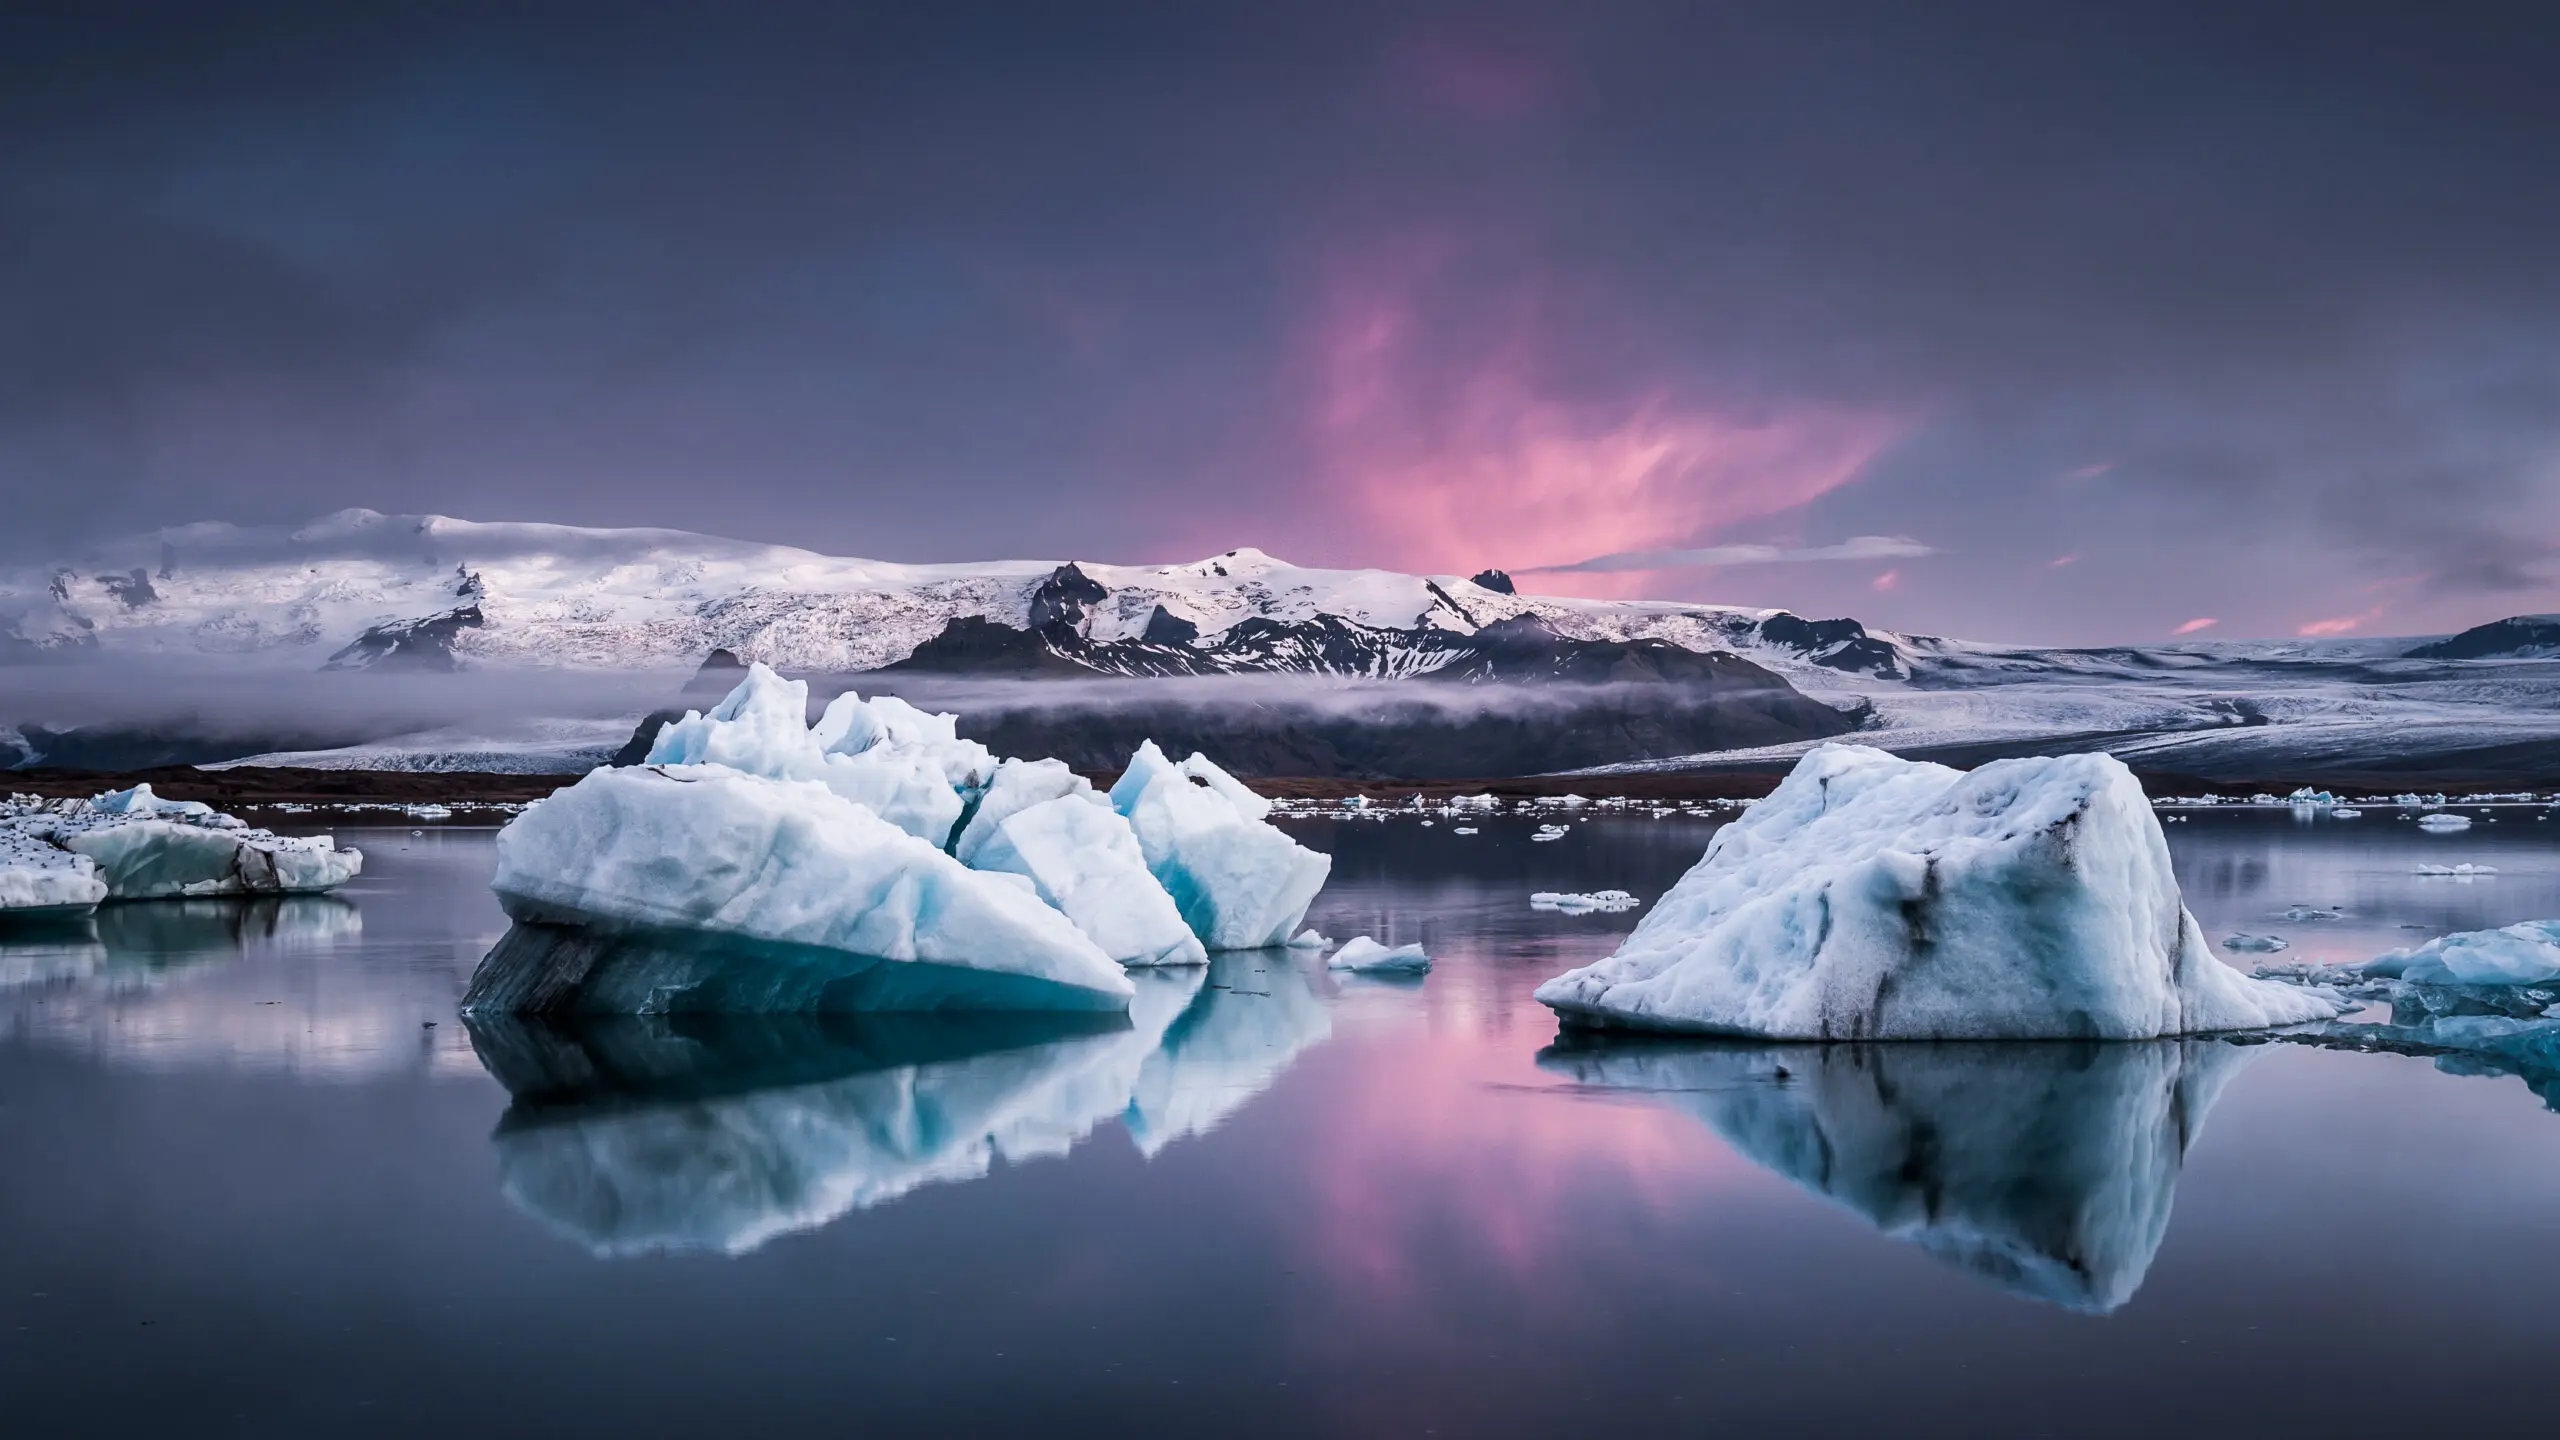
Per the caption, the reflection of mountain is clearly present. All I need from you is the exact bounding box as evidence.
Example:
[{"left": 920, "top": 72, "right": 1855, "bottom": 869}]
[
  {"left": 1538, "top": 1038, "right": 2252, "bottom": 1313},
  {"left": 469, "top": 948, "right": 1333, "bottom": 1256}
]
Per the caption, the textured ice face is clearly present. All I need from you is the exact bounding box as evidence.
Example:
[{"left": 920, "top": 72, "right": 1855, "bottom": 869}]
[
  {"left": 1111, "top": 741, "right": 1331, "bottom": 951},
  {"left": 1540, "top": 1037, "right": 2255, "bottom": 1312},
  {"left": 2, "top": 792, "right": 359, "bottom": 906},
  {"left": 1536, "top": 744, "right": 2342, "bottom": 1039},
  {"left": 481, "top": 764, "right": 1135, "bottom": 1014},
  {"left": 2365, "top": 920, "right": 2560, "bottom": 985},
  {"left": 969, "top": 794, "right": 1206, "bottom": 967}
]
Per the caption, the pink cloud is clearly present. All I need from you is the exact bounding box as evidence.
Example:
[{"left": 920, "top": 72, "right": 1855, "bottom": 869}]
[
  {"left": 1294, "top": 249, "right": 1909, "bottom": 596},
  {"left": 2046, "top": 553, "right": 2079, "bottom": 569},
  {"left": 1870, "top": 570, "right": 1900, "bottom": 592},
  {"left": 1402, "top": 37, "right": 1552, "bottom": 120},
  {"left": 2173, "top": 617, "right": 2218, "bottom": 635},
  {"left": 2062, "top": 461, "right": 2114, "bottom": 481},
  {"left": 2299, "top": 607, "right": 2385, "bottom": 637}
]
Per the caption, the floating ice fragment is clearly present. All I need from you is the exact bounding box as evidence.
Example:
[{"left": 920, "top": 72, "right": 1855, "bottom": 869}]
[
  {"left": 2413, "top": 862, "right": 2496, "bottom": 877},
  {"left": 2417, "top": 813, "right": 2474, "bottom": 832},
  {"left": 1531, "top": 890, "right": 1641, "bottom": 914},
  {"left": 1326, "top": 936, "right": 1431, "bottom": 974},
  {"left": 2221, "top": 934, "right": 2290, "bottom": 954},
  {"left": 1286, "top": 929, "right": 1331, "bottom": 949},
  {"left": 2362, "top": 920, "right": 2560, "bottom": 985}
]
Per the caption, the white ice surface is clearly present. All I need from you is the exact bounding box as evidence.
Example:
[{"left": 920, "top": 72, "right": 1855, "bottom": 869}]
[
  {"left": 1535, "top": 745, "right": 2343, "bottom": 1039},
  {"left": 4, "top": 791, "right": 361, "bottom": 902},
  {"left": 2365, "top": 920, "right": 2560, "bottom": 985},
  {"left": 488, "top": 763, "right": 1134, "bottom": 1013},
  {"left": 968, "top": 794, "right": 1207, "bottom": 967},
  {"left": 1326, "top": 936, "right": 1432, "bottom": 974},
  {"left": 1111, "top": 742, "right": 1331, "bottom": 950}
]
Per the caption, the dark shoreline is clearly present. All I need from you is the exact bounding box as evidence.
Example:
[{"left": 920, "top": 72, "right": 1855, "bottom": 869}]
[{"left": 6, "top": 763, "right": 2551, "bottom": 815}]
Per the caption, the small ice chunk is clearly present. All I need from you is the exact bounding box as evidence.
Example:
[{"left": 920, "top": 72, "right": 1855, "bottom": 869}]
[
  {"left": 2221, "top": 934, "right": 2290, "bottom": 953},
  {"left": 2417, "top": 813, "right": 2474, "bottom": 832},
  {"left": 2363, "top": 920, "right": 2560, "bottom": 985},
  {"left": 1531, "top": 890, "right": 1642, "bottom": 914},
  {"left": 1452, "top": 826, "right": 1478, "bottom": 835},
  {"left": 1286, "top": 929, "right": 1331, "bottom": 949},
  {"left": 1530, "top": 824, "right": 1570, "bottom": 843},
  {"left": 1327, "top": 936, "right": 1431, "bottom": 974},
  {"left": 88, "top": 783, "right": 217, "bottom": 818},
  {"left": 1534, "top": 745, "right": 2342, "bottom": 1039},
  {"left": 2329, "top": 807, "right": 2362, "bottom": 819},
  {"left": 2280, "top": 905, "right": 2343, "bottom": 922}
]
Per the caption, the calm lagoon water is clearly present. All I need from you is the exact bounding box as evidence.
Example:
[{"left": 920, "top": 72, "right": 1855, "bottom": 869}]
[{"left": 4, "top": 807, "right": 2559, "bottom": 1437}]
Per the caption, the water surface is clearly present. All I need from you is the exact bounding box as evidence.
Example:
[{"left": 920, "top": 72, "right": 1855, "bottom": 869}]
[{"left": 3, "top": 809, "right": 2557, "bottom": 1437}]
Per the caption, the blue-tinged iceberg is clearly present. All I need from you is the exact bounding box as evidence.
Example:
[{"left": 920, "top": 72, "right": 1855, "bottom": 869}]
[
  {"left": 2363, "top": 920, "right": 2560, "bottom": 986},
  {"left": 1111, "top": 741, "right": 1331, "bottom": 950},
  {"left": 470, "top": 663, "right": 1328, "bottom": 1013},
  {"left": 3, "top": 785, "right": 361, "bottom": 908},
  {"left": 1535, "top": 745, "right": 2341, "bottom": 1039},
  {"left": 476, "top": 765, "right": 1134, "bottom": 1014}
]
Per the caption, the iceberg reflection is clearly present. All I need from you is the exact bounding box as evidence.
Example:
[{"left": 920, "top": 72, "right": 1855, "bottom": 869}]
[
  {"left": 1, "top": 895, "right": 362, "bottom": 992},
  {"left": 1537, "top": 1037, "right": 2253, "bottom": 1312},
  {"left": 469, "top": 948, "right": 1332, "bottom": 1256}
]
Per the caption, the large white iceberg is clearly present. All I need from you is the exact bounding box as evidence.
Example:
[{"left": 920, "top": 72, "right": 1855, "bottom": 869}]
[
  {"left": 967, "top": 792, "right": 1207, "bottom": 968},
  {"left": 3, "top": 786, "right": 361, "bottom": 904},
  {"left": 2363, "top": 920, "right": 2560, "bottom": 985},
  {"left": 476, "top": 764, "right": 1134, "bottom": 1013},
  {"left": 1111, "top": 741, "right": 1331, "bottom": 950},
  {"left": 1535, "top": 745, "right": 2342, "bottom": 1039}
]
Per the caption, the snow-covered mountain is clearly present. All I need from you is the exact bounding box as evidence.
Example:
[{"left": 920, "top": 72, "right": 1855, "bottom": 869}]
[
  {"left": 6, "top": 509, "right": 2555, "bottom": 783},
  {"left": 0, "top": 507, "right": 1909, "bottom": 681}
]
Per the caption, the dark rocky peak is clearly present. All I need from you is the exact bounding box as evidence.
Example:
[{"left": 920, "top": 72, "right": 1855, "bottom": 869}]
[
  {"left": 322, "top": 605, "right": 484, "bottom": 671},
  {"left": 99, "top": 569, "right": 157, "bottom": 608},
  {"left": 2406, "top": 615, "right": 2560, "bottom": 660},
  {"left": 1469, "top": 568, "right": 1516, "bottom": 595},
  {"left": 1756, "top": 613, "right": 1903, "bottom": 678},
  {"left": 680, "top": 647, "right": 748, "bottom": 699},
  {"left": 1140, "top": 605, "right": 1200, "bottom": 647},
  {"left": 49, "top": 568, "right": 73, "bottom": 601},
  {"left": 1026, "top": 563, "right": 1109, "bottom": 637},
  {"left": 158, "top": 541, "right": 177, "bottom": 580},
  {"left": 454, "top": 565, "right": 486, "bottom": 600},
  {"left": 884, "top": 616, "right": 1103, "bottom": 676}
]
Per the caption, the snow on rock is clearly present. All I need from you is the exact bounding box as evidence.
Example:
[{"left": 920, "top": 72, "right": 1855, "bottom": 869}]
[
  {"left": 1110, "top": 741, "right": 1331, "bottom": 950},
  {"left": 2, "top": 790, "right": 361, "bottom": 903},
  {"left": 2364, "top": 920, "right": 2560, "bottom": 985},
  {"left": 1538, "top": 1037, "right": 2254, "bottom": 1312},
  {"left": 1534, "top": 745, "right": 2343, "bottom": 1039},
  {"left": 474, "top": 764, "right": 1134, "bottom": 1014},
  {"left": 1326, "top": 936, "right": 1432, "bottom": 974}
]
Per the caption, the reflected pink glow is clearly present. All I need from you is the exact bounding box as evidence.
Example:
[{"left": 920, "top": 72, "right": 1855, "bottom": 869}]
[{"left": 1299, "top": 253, "right": 1908, "bottom": 598}]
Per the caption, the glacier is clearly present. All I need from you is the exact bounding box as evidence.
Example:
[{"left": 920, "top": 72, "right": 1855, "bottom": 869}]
[
  {"left": 1535, "top": 745, "right": 2343, "bottom": 1039},
  {"left": 3, "top": 786, "right": 361, "bottom": 905},
  {"left": 1540, "top": 1036, "right": 2253, "bottom": 1312},
  {"left": 1111, "top": 741, "right": 1331, "bottom": 949}
]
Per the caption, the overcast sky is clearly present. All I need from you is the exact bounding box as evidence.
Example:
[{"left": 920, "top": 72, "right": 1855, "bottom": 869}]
[{"left": 7, "top": 1, "right": 2559, "bottom": 643}]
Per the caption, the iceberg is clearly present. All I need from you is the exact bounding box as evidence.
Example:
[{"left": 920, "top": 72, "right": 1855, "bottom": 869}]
[
  {"left": 3, "top": 788, "right": 360, "bottom": 903},
  {"left": 1326, "top": 936, "right": 1431, "bottom": 974},
  {"left": 1538, "top": 1036, "right": 2252, "bottom": 1312},
  {"left": 2221, "top": 933, "right": 2289, "bottom": 954},
  {"left": 966, "top": 793, "right": 1207, "bottom": 967},
  {"left": 1110, "top": 741, "right": 1331, "bottom": 950},
  {"left": 2363, "top": 920, "right": 2560, "bottom": 985},
  {"left": 1535, "top": 745, "right": 2342, "bottom": 1039},
  {"left": 472, "top": 765, "right": 1135, "bottom": 1013}
]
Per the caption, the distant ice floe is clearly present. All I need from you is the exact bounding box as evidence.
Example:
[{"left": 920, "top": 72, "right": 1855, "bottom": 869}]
[
  {"left": 1326, "top": 936, "right": 1431, "bottom": 975},
  {"left": 2414, "top": 863, "right": 2497, "bottom": 877},
  {"left": 1540, "top": 1036, "right": 2255, "bottom": 1312},
  {"left": 1530, "top": 824, "right": 1570, "bottom": 843},
  {"left": 1535, "top": 745, "right": 2343, "bottom": 1039},
  {"left": 466, "top": 663, "right": 1328, "bottom": 1015},
  {"left": 2222, "top": 934, "right": 2290, "bottom": 954},
  {"left": 2363, "top": 920, "right": 2560, "bottom": 986},
  {"left": 1531, "top": 890, "right": 1641, "bottom": 915},
  {"left": 3, "top": 784, "right": 361, "bottom": 916},
  {"left": 2417, "top": 813, "right": 2474, "bottom": 832}
]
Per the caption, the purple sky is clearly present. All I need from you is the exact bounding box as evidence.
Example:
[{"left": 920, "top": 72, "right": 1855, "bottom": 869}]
[{"left": 7, "top": 1, "right": 2560, "bottom": 643}]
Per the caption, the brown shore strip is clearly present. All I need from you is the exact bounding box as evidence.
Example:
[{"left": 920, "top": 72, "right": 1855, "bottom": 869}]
[{"left": 5, "top": 763, "right": 2548, "bottom": 814}]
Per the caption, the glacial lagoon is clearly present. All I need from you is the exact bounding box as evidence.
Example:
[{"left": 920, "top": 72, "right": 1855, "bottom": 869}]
[{"left": 3, "top": 808, "right": 2558, "bottom": 1437}]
